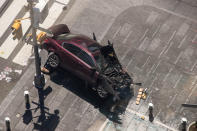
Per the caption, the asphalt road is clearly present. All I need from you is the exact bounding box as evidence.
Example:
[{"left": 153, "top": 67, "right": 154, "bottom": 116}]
[{"left": 59, "top": 0, "right": 197, "bottom": 129}]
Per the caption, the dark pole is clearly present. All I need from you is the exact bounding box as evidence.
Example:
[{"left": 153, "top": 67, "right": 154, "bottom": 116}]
[
  {"left": 181, "top": 118, "right": 187, "bottom": 131},
  {"left": 5, "top": 117, "right": 11, "bottom": 131},
  {"left": 28, "top": 0, "right": 45, "bottom": 119},
  {"left": 148, "top": 103, "right": 154, "bottom": 122},
  {"left": 28, "top": 0, "right": 45, "bottom": 88}
]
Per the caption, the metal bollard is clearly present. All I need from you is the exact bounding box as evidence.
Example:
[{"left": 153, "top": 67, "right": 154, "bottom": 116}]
[
  {"left": 24, "top": 91, "right": 30, "bottom": 109},
  {"left": 181, "top": 117, "right": 187, "bottom": 131},
  {"left": 5, "top": 117, "right": 11, "bottom": 131},
  {"left": 148, "top": 103, "right": 154, "bottom": 122}
]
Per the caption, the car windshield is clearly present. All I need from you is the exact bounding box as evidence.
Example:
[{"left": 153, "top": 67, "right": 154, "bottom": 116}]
[{"left": 87, "top": 44, "right": 106, "bottom": 70}]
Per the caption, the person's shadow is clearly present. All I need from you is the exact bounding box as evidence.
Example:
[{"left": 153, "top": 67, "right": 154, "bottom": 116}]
[{"left": 49, "top": 68, "right": 134, "bottom": 124}]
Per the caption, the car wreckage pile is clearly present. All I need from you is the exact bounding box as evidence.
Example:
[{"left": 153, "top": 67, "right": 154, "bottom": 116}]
[{"left": 98, "top": 42, "right": 132, "bottom": 102}]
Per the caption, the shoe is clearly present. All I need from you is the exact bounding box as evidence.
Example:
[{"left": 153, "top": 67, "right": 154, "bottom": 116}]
[{"left": 41, "top": 67, "right": 50, "bottom": 74}]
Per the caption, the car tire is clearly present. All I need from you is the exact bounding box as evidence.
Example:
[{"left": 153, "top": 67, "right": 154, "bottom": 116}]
[
  {"left": 97, "top": 85, "right": 109, "bottom": 99},
  {"left": 48, "top": 52, "right": 60, "bottom": 68}
]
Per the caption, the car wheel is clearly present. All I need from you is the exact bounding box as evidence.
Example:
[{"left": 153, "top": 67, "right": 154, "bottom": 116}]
[
  {"left": 97, "top": 85, "right": 108, "bottom": 98},
  {"left": 48, "top": 52, "right": 60, "bottom": 68}
]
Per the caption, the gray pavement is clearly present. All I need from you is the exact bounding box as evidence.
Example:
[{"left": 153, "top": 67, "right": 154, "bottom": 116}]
[
  {"left": 62, "top": 0, "right": 197, "bottom": 130},
  {"left": 0, "top": 0, "right": 197, "bottom": 130}
]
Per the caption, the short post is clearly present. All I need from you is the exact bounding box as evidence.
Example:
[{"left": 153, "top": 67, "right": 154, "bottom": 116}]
[
  {"left": 181, "top": 117, "right": 187, "bottom": 131},
  {"left": 5, "top": 117, "right": 11, "bottom": 131},
  {"left": 148, "top": 103, "right": 154, "bottom": 122},
  {"left": 24, "top": 91, "right": 30, "bottom": 109}
]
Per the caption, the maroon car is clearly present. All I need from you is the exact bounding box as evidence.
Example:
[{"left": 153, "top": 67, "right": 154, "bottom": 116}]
[{"left": 41, "top": 24, "right": 132, "bottom": 100}]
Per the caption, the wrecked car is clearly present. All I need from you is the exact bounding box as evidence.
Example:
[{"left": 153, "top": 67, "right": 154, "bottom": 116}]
[{"left": 40, "top": 24, "right": 132, "bottom": 101}]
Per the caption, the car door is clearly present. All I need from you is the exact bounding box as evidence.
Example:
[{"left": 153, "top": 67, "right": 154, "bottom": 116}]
[
  {"left": 76, "top": 49, "right": 97, "bottom": 83},
  {"left": 61, "top": 43, "right": 96, "bottom": 83},
  {"left": 58, "top": 42, "right": 81, "bottom": 75}
]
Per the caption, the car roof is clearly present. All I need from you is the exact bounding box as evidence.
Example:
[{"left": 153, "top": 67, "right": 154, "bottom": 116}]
[{"left": 54, "top": 33, "right": 101, "bottom": 53}]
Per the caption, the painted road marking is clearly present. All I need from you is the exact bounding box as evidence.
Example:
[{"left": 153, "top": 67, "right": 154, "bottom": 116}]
[
  {"left": 152, "top": 24, "right": 161, "bottom": 38},
  {"left": 174, "top": 52, "right": 182, "bottom": 64},
  {"left": 138, "top": 37, "right": 149, "bottom": 51},
  {"left": 191, "top": 60, "right": 197, "bottom": 72},
  {"left": 12, "top": 2, "right": 65, "bottom": 66},
  {"left": 123, "top": 30, "right": 132, "bottom": 44},
  {"left": 112, "top": 26, "right": 121, "bottom": 39},
  {"left": 40, "top": 2, "right": 65, "bottom": 28},
  {"left": 163, "top": 67, "right": 173, "bottom": 82},
  {"left": 173, "top": 74, "right": 183, "bottom": 89},
  {"left": 13, "top": 44, "right": 32, "bottom": 66},
  {"left": 0, "top": 35, "right": 19, "bottom": 59},
  {"left": 146, "top": 11, "right": 159, "bottom": 25},
  {"left": 0, "top": 0, "right": 27, "bottom": 38},
  {"left": 159, "top": 30, "right": 176, "bottom": 58},
  {"left": 178, "top": 35, "right": 187, "bottom": 48},
  {"left": 177, "top": 23, "right": 189, "bottom": 37},
  {"left": 167, "top": 94, "right": 177, "bottom": 108},
  {"left": 139, "top": 28, "right": 149, "bottom": 41},
  {"left": 142, "top": 56, "right": 150, "bottom": 68}
]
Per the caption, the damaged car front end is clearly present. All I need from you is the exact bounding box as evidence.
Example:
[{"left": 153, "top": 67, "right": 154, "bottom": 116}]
[{"left": 96, "top": 41, "right": 133, "bottom": 102}]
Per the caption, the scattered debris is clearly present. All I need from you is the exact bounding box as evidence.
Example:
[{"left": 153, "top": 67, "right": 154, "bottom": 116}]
[
  {"left": 136, "top": 88, "right": 144, "bottom": 105},
  {"left": 0, "top": 72, "right": 6, "bottom": 79},
  {"left": 14, "top": 70, "right": 22, "bottom": 75},
  {"left": 141, "top": 88, "right": 147, "bottom": 100},
  {"left": 136, "top": 88, "right": 148, "bottom": 105},
  {"left": 4, "top": 67, "right": 12, "bottom": 73},
  {"left": 5, "top": 77, "right": 12, "bottom": 83},
  {"left": 0, "top": 67, "right": 22, "bottom": 82},
  {"left": 16, "top": 114, "right": 20, "bottom": 118},
  {"left": 141, "top": 116, "right": 145, "bottom": 120}
]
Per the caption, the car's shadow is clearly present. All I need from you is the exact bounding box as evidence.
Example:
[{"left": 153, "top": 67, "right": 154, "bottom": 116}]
[{"left": 49, "top": 68, "right": 134, "bottom": 124}]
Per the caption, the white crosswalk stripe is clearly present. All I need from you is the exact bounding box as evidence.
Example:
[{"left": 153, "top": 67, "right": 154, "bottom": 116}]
[
  {"left": 0, "top": 35, "right": 19, "bottom": 59},
  {"left": 0, "top": 0, "right": 27, "bottom": 38},
  {"left": 0, "top": 0, "right": 69, "bottom": 66}
]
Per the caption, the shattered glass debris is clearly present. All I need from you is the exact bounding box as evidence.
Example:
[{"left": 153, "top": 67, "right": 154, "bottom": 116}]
[
  {"left": 14, "top": 70, "right": 23, "bottom": 75},
  {"left": 0, "top": 67, "right": 22, "bottom": 82}
]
